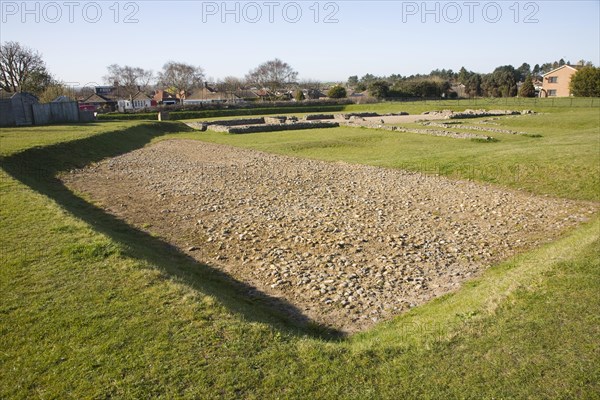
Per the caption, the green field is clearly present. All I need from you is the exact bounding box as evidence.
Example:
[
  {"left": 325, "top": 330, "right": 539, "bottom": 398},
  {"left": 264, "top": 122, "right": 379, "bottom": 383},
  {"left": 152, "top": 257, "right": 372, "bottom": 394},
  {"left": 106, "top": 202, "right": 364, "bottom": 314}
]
[{"left": 1, "top": 99, "right": 599, "bottom": 398}]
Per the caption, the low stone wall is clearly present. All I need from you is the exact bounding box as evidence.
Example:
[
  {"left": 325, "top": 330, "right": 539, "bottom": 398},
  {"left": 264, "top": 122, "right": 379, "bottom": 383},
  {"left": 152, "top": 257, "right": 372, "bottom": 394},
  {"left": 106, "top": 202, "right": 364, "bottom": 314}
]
[
  {"left": 228, "top": 121, "right": 339, "bottom": 134},
  {"left": 264, "top": 116, "right": 288, "bottom": 124},
  {"left": 335, "top": 112, "right": 380, "bottom": 120},
  {"left": 184, "top": 122, "right": 208, "bottom": 131},
  {"left": 304, "top": 114, "right": 335, "bottom": 120},
  {"left": 210, "top": 118, "right": 265, "bottom": 126},
  {"left": 422, "top": 109, "right": 534, "bottom": 119},
  {"left": 421, "top": 121, "right": 529, "bottom": 135},
  {"left": 341, "top": 121, "right": 493, "bottom": 140}
]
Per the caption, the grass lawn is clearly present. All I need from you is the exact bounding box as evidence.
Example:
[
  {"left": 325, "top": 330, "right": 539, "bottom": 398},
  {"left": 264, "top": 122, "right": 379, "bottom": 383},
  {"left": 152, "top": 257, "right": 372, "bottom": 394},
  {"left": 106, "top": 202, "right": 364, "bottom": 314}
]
[
  {"left": 179, "top": 105, "right": 600, "bottom": 202},
  {"left": 1, "top": 99, "right": 599, "bottom": 398}
]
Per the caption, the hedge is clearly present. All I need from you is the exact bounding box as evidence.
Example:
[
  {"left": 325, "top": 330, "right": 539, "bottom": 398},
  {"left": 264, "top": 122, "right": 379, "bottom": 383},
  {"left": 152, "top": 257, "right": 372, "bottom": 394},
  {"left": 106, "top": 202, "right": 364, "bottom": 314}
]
[{"left": 96, "top": 105, "right": 349, "bottom": 121}]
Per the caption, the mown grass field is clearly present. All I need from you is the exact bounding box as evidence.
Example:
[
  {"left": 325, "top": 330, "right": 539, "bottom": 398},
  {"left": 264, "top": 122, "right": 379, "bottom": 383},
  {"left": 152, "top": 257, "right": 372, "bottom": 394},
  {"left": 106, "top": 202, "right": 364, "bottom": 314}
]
[{"left": 1, "top": 99, "right": 599, "bottom": 398}]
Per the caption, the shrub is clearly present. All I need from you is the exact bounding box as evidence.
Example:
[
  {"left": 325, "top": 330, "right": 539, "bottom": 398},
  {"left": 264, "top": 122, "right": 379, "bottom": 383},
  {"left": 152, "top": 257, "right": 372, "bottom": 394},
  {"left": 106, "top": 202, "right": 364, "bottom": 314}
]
[
  {"left": 570, "top": 66, "right": 600, "bottom": 97},
  {"left": 327, "top": 85, "right": 347, "bottom": 99}
]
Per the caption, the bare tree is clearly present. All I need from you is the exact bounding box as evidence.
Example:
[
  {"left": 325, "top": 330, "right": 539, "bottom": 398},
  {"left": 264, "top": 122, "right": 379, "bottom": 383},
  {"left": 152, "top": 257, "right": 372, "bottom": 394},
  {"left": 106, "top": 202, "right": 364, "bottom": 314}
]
[
  {"left": 103, "top": 64, "right": 154, "bottom": 96},
  {"left": 0, "top": 41, "right": 52, "bottom": 93},
  {"left": 157, "top": 61, "right": 204, "bottom": 101},
  {"left": 245, "top": 58, "right": 298, "bottom": 93},
  {"left": 215, "top": 76, "right": 244, "bottom": 93}
]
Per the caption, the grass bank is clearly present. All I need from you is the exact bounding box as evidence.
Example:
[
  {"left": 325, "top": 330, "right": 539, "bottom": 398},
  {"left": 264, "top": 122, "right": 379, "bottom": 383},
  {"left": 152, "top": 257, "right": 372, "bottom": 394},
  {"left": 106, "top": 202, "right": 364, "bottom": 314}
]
[{"left": 1, "top": 109, "right": 598, "bottom": 397}]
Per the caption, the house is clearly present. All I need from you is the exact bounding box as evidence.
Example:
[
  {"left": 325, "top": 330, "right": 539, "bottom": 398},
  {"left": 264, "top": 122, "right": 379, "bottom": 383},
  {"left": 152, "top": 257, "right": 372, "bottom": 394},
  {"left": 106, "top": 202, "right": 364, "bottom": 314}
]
[
  {"left": 233, "top": 89, "right": 260, "bottom": 102},
  {"left": 117, "top": 91, "right": 154, "bottom": 112},
  {"left": 153, "top": 90, "right": 178, "bottom": 105},
  {"left": 253, "top": 89, "right": 274, "bottom": 101},
  {"left": 540, "top": 65, "right": 581, "bottom": 97},
  {"left": 184, "top": 84, "right": 227, "bottom": 105},
  {"left": 303, "top": 88, "right": 327, "bottom": 100},
  {"left": 80, "top": 86, "right": 121, "bottom": 111},
  {"left": 450, "top": 83, "right": 466, "bottom": 98}
]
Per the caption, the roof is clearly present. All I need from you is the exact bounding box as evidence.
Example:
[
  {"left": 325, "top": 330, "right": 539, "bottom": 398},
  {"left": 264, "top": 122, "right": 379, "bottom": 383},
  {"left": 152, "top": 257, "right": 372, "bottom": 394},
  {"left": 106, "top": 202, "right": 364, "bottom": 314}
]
[
  {"left": 542, "top": 65, "right": 581, "bottom": 76},
  {"left": 187, "top": 87, "right": 239, "bottom": 101},
  {"left": 132, "top": 91, "right": 152, "bottom": 101},
  {"left": 82, "top": 93, "right": 115, "bottom": 104},
  {"left": 153, "top": 90, "right": 177, "bottom": 101},
  {"left": 234, "top": 89, "right": 260, "bottom": 99}
]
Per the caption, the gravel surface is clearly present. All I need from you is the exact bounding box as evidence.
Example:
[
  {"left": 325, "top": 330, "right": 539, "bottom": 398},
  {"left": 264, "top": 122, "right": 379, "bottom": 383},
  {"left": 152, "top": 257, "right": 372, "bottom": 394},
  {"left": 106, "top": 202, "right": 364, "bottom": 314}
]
[{"left": 62, "top": 139, "right": 596, "bottom": 332}]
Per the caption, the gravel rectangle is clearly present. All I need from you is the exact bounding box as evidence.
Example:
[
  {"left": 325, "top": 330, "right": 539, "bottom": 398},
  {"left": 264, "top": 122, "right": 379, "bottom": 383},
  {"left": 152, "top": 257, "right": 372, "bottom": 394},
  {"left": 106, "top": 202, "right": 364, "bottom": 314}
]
[{"left": 61, "top": 139, "right": 596, "bottom": 332}]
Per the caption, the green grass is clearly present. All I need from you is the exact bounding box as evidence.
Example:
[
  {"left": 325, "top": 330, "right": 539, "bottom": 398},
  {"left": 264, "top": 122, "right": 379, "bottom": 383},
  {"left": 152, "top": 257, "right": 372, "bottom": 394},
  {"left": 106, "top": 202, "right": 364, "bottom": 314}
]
[
  {"left": 178, "top": 107, "right": 600, "bottom": 202},
  {"left": 1, "top": 100, "right": 599, "bottom": 398}
]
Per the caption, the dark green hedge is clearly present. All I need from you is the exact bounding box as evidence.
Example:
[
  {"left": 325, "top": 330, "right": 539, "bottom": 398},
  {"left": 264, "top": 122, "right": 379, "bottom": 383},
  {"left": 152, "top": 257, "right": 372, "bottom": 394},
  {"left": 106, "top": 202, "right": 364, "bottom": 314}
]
[{"left": 96, "top": 105, "right": 348, "bottom": 121}]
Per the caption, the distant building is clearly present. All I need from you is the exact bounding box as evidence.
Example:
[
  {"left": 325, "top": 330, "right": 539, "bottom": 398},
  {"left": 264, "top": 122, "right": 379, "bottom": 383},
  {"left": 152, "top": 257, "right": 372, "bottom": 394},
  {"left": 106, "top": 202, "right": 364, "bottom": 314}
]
[
  {"left": 184, "top": 83, "right": 231, "bottom": 105},
  {"left": 117, "top": 92, "right": 154, "bottom": 112},
  {"left": 80, "top": 86, "right": 120, "bottom": 111},
  {"left": 233, "top": 89, "right": 260, "bottom": 102},
  {"left": 540, "top": 65, "right": 581, "bottom": 97},
  {"left": 450, "top": 83, "right": 466, "bottom": 98},
  {"left": 153, "top": 89, "right": 179, "bottom": 105}
]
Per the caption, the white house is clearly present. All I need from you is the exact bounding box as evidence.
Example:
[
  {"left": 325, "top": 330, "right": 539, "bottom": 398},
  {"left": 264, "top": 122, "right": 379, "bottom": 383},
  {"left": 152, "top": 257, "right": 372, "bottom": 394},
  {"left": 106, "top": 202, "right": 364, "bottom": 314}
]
[{"left": 117, "top": 92, "right": 153, "bottom": 112}]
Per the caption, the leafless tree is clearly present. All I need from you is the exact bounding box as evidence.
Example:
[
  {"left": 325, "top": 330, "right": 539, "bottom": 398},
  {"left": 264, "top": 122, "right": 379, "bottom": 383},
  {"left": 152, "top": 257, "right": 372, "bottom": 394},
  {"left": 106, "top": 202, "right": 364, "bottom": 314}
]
[
  {"left": 103, "top": 64, "right": 154, "bottom": 96},
  {"left": 215, "top": 76, "right": 244, "bottom": 93},
  {"left": 0, "top": 41, "right": 51, "bottom": 93},
  {"left": 157, "top": 61, "right": 204, "bottom": 101},
  {"left": 245, "top": 58, "right": 298, "bottom": 93}
]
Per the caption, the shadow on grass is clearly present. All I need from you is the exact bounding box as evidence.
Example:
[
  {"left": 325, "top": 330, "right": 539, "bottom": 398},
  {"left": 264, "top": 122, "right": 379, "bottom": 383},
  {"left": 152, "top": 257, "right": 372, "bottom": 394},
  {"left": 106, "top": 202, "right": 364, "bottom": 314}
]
[{"left": 0, "top": 121, "right": 343, "bottom": 340}]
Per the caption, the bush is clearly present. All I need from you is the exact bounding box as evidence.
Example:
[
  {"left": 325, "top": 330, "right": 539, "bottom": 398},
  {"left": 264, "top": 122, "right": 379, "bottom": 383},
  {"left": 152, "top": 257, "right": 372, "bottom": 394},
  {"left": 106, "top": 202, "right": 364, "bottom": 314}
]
[
  {"left": 96, "top": 104, "right": 350, "bottom": 121},
  {"left": 327, "top": 86, "right": 347, "bottom": 99},
  {"left": 519, "top": 75, "right": 536, "bottom": 98},
  {"left": 570, "top": 66, "right": 600, "bottom": 97}
]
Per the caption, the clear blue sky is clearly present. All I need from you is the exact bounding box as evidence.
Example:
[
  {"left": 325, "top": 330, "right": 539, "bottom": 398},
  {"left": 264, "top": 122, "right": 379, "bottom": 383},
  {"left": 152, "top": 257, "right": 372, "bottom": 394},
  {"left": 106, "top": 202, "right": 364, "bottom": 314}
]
[{"left": 1, "top": 0, "right": 599, "bottom": 86}]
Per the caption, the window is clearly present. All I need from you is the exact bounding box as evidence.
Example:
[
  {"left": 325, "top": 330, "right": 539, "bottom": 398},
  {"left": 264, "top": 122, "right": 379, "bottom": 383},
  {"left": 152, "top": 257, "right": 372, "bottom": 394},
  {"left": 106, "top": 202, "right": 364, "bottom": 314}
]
[
  {"left": 548, "top": 90, "right": 557, "bottom": 97},
  {"left": 548, "top": 76, "right": 558, "bottom": 83}
]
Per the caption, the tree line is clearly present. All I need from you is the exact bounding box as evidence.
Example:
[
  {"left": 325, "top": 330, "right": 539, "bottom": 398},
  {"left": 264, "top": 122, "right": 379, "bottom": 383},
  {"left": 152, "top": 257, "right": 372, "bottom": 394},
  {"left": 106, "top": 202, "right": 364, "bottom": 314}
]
[
  {"left": 346, "top": 60, "right": 599, "bottom": 99},
  {"left": 1, "top": 41, "right": 599, "bottom": 103}
]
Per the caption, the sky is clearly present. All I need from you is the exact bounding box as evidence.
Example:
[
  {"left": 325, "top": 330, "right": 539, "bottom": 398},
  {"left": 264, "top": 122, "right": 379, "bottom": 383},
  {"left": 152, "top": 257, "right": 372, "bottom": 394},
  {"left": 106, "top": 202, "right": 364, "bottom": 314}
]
[{"left": 1, "top": 0, "right": 599, "bottom": 87}]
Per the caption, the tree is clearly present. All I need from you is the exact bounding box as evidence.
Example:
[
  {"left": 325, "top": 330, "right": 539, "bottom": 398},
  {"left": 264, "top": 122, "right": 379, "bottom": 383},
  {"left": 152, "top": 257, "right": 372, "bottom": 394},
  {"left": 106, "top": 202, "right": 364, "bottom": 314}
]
[
  {"left": 569, "top": 66, "right": 600, "bottom": 97},
  {"left": 215, "top": 76, "right": 244, "bottom": 93},
  {"left": 368, "top": 80, "right": 390, "bottom": 99},
  {"left": 458, "top": 66, "right": 471, "bottom": 84},
  {"left": 327, "top": 85, "right": 347, "bottom": 99},
  {"left": 294, "top": 89, "right": 305, "bottom": 101},
  {"left": 516, "top": 63, "right": 531, "bottom": 80},
  {"left": 518, "top": 75, "right": 536, "bottom": 97},
  {"left": 37, "top": 82, "right": 75, "bottom": 103},
  {"left": 465, "top": 74, "right": 482, "bottom": 97},
  {"left": 245, "top": 58, "right": 298, "bottom": 93},
  {"left": 482, "top": 65, "right": 519, "bottom": 97},
  {"left": 540, "top": 62, "right": 554, "bottom": 74},
  {"left": 158, "top": 61, "right": 204, "bottom": 101},
  {"left": 104, "top": 64, "right": 153, "bottom": 96},
  {"left": 0, "top": 41, "right": 52, "bottom": 93},
  {"left": 347, "top": 75, "right": 359, "bottom": 88}
]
